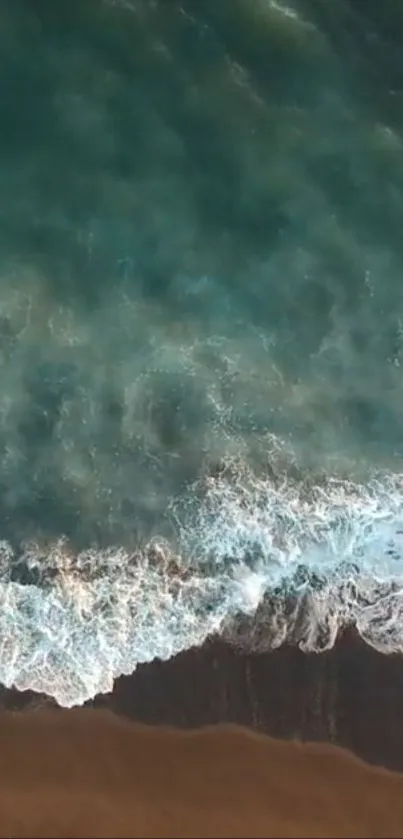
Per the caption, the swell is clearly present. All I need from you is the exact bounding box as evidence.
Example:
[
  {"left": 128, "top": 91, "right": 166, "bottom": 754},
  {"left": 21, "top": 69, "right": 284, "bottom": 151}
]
[{"left": 2, "top": 440, "right": 403, "bottom": 707}]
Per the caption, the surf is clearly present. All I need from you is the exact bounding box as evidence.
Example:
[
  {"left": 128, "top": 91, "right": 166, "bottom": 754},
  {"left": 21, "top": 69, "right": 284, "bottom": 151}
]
[{"left": 1, "top": 442, "right": 403, "bottom": 707}]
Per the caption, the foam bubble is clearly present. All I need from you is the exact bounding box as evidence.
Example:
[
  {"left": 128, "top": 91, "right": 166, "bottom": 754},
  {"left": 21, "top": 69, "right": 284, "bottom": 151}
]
[{"left": 1, "top": 449, "right": 403, "bottom": 706}]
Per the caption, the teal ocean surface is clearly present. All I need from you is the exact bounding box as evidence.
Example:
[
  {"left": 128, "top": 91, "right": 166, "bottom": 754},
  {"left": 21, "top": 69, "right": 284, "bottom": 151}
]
[{"left": 1, "top": 0, "right": 403, "bottom": 705}]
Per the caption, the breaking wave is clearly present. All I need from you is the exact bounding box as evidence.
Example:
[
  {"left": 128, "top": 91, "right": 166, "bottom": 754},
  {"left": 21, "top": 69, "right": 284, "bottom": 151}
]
[{"left": 2, "top": 442, "right": 403, "bottom": 707}]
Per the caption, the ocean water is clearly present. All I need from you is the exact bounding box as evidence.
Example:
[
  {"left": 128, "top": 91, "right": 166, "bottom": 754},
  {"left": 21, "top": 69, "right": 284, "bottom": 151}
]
[{"left": 1, "top": 0, "right": 403, "bottom": 706}]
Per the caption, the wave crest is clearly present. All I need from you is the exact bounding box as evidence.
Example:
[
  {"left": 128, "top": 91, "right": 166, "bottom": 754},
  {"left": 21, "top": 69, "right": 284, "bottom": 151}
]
[{"left": 2, "top": 446, "right": 403, "bottom": 706}]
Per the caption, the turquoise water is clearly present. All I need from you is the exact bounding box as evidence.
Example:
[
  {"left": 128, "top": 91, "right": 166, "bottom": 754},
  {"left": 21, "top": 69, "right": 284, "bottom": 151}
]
[{"left": 1, "top": 0, "right": 403, "bottom": 704}]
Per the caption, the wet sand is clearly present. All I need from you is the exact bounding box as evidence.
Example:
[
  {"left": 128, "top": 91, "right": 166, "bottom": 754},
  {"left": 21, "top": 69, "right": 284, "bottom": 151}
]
[
  {"left": 88, "top": 629, "right": 403, "bottom": 773},
  {"left": 3, "top": 630, "right": 403, "bottom": 773},
  {"left": 0, "top": 708, "right": 403, "bottom": 838}
]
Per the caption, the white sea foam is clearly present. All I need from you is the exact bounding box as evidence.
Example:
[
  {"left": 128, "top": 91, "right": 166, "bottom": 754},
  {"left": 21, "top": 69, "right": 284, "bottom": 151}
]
[{"left": 1, "top": 445, "right": 403, "bottom": 707}]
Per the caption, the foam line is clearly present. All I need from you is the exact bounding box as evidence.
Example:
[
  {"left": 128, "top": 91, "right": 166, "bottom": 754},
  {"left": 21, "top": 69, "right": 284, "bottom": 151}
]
[{"left": 1, "top": 451, "right": 403, "bottom": 706}]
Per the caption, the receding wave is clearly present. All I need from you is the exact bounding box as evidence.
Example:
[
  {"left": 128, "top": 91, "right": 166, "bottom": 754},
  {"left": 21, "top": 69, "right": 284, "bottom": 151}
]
[{"left": 2, "top": 441, "right": 403, "bottom": 707}]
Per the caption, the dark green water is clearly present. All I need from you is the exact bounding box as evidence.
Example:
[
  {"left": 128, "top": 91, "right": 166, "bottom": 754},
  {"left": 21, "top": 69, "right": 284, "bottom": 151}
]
[
  {"left": 0, "top": 0, "right": 402, "bottom": 548},
  {"left": 1, "top": 0, "right": 403, "bottom": 705}
]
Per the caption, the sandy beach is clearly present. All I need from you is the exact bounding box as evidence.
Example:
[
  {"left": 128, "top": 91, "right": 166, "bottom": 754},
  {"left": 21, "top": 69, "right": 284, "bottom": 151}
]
[{"left": 0, "top": 708, "right": 403, "bottom": 838}]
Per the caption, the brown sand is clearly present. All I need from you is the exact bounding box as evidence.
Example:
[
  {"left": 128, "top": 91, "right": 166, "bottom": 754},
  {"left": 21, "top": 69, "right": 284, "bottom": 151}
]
[
  {"left": 8, "top": 631, "right": 403, "bottom": 774},
  {"left": 90, "top": 630, "right": 403, "bottom": 773},
  {"left": 0, "top": 710, "right": 402, "bottom": 838}
]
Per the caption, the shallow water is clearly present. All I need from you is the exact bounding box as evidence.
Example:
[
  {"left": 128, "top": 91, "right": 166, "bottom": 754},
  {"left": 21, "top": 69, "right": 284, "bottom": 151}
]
[{"left": 1, "top": 0, "right": 403, "bottom": 704}]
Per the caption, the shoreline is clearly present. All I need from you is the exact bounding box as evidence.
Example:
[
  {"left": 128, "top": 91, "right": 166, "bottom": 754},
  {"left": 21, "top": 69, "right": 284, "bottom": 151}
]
[{"left": 2, "top": 627, "right": 403, "bottom": 771}]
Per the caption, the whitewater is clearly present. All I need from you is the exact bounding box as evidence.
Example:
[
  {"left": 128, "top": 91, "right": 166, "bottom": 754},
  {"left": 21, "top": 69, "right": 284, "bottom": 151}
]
[{"left": 1, "top": 446, "right": 403, "bottom": 707}]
